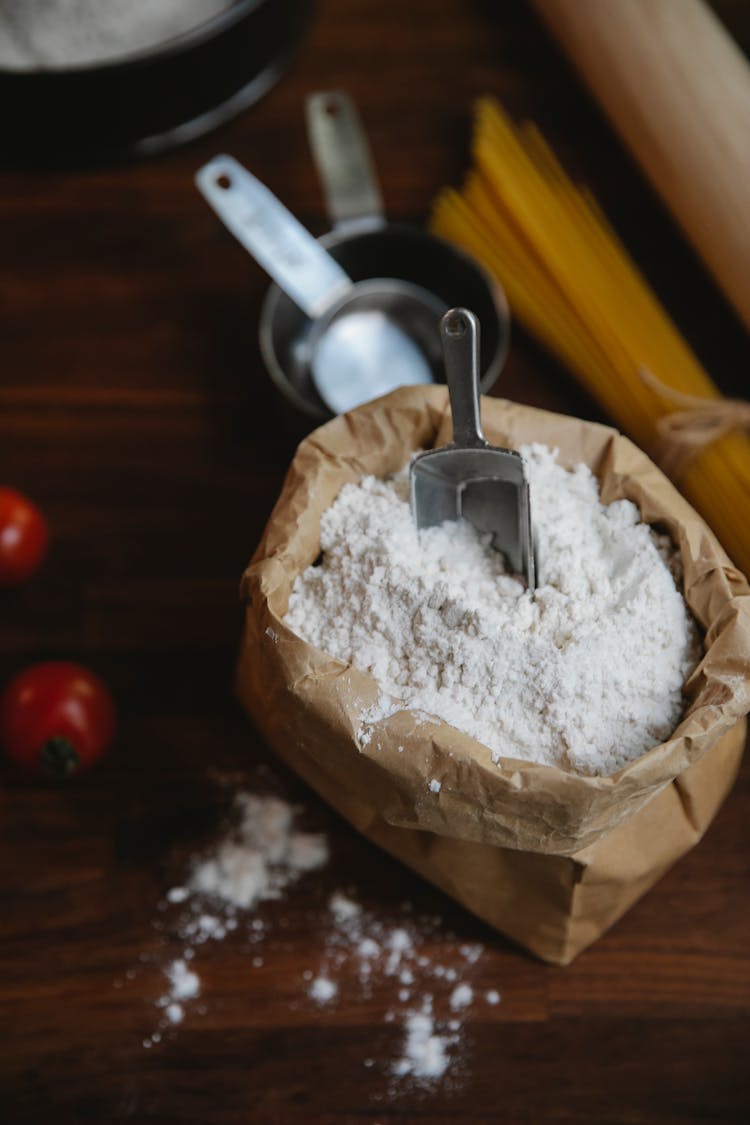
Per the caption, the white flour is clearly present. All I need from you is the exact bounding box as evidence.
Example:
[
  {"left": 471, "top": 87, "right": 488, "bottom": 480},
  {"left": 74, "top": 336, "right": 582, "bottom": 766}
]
[
  {"left": 309, "top": 889, "right": 495, "bottom": 1086},
  {"left": 284, "top": 444, "right": 701, "bottom": 776},
  {"left": 309, "top": 975, "right": 338, "bottom": 1004},
  {"left": 0, "top": 1, "right": 231, "bottom": 69},
  {"left": 145, "top": 957, "right": 201, "bottom": 1042},
  {"left": 393, "top": 1003, "right": 451, "bottom": 1080},
  {"left": 135, "top": 787, "right": 499, "bottom": 1089},
  {"left": 172, "top": 792, "right": 329, "bottom": 911}
]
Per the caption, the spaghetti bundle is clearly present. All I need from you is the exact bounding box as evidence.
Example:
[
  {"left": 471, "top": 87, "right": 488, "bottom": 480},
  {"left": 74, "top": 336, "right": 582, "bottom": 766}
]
[{"left": 430, "top": 97, "right": 750, "bottom": 578}]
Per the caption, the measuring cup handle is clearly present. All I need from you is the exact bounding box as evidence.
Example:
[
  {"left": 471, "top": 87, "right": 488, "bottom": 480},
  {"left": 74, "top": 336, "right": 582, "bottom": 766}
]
[
  {"left": 305, "top": 91, "right": 386, "bottom": 233},
  {"left": 195, "top": 155, "right": 352, "bottom": 320},
  {"left": 441, "top": 308, "right": 486, "bottom": 448}
]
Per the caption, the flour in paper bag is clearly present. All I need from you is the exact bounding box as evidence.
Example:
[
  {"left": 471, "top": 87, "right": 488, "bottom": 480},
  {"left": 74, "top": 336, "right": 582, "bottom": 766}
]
[{"left": 284, "top": 444, "right": 701, "bottom": 775}]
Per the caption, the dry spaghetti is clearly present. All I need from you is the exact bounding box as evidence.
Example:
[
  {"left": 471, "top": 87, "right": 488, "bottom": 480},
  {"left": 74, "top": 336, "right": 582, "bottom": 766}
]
[{"left": 430, "top": 97, "right": 750, "bottom": 579}]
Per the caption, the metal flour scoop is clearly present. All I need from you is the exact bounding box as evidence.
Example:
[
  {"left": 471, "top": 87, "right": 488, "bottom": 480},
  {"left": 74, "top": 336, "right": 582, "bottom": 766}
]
[{"left": 411, "top": 308, "right": 536, "bottom": 589}]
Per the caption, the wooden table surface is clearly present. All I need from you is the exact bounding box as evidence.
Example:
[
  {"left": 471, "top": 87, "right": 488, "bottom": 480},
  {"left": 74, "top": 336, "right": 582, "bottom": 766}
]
[{"left": 2, "top": 2, "right": 749, "bottom": 1122}]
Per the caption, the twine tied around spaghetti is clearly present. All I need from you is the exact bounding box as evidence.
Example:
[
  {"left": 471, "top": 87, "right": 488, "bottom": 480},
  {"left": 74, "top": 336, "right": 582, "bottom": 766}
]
[{"left": 638, "top": 367, "right": 750, "bottom": 478}]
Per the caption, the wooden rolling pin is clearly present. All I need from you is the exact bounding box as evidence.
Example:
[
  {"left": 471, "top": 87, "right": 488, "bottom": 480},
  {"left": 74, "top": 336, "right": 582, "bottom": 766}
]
[{"left": 532, "top": 0, "right": 750, "bottom": 336}]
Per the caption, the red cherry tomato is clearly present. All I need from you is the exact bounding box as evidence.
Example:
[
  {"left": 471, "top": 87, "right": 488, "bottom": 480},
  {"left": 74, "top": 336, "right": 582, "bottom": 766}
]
[
  {"left": 0, "top": 662, "right": 116, "bottom": 780},
  {"left": 0, "top": 487, "right": 48, "bottom": 586}
]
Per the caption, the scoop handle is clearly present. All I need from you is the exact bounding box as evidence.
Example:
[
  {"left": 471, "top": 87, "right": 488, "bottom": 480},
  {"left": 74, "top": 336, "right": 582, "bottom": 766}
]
[
  {"left": 305, "top": 90, "right": 385, "bottom": 232},
  {"left": 441, "top": 308, "right": 486, "bottom": 448},
  {"left": 195, "top": 155, "right": 352, "bottom": 319}
]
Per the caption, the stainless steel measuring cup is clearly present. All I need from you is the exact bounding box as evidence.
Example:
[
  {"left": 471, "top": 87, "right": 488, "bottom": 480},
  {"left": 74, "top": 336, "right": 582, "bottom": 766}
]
[
  {"left": 198, "top": 90, "right": 510, "bottom": 419},
  {"left": 196, "top": 153, "right": 445, "bottom": 414},
  {"left": 263, "top": 91, "right": 510, "bottom": 420}
]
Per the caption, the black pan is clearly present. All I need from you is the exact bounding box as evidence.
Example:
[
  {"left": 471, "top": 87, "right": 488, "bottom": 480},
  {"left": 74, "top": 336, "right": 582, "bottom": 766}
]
[{"left": 0, "top": 0, "right": 314, "bottom": 166}]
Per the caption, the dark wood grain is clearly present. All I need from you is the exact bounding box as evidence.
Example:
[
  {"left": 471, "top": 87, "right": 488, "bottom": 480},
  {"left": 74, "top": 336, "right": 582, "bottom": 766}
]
[{"left": 1, "top": 2, "right": 749, "bottom": 1122}]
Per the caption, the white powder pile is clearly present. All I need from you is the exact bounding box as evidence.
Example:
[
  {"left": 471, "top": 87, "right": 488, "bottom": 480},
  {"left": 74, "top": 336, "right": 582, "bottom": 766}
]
[
  {"left": 285, "top": 445, "right": 701, "bottom": 775},
  {"left": 142, "top": 790, "right": 327, "bottom": 1048},
  {"left": 171, "top": 792, "right": 329, "bottom": 913},
  {"left": 144, "top": 957, "right": 202, "bottom": 1047},
  {"left": 133, "top": 786, "right": 501, "bottom": 1092},
  {"left": 309, "top": 890, "right": 498, "bottom": 1086},
  {"left": 450, "top": 983, "right": 473, "bottom": 1010},
  {"left": 165, "top": 958, "right": 200, "bottom": 1002},
  {"left": 393, "top": 1001, "right": 451, "bottom": 1080},
  {"left": 309, "top": 975, "right": 338, "bottom": 1004},
  {"left": 0, "top": 1, "right": 231, "bottom": 70}
]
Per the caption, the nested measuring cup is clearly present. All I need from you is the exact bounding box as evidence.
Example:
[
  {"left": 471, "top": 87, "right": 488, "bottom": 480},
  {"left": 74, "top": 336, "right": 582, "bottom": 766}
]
[
  {"left": 199, "top": 91, "right": 510, "bottom": 420},
  {"left": 264, "top": 91, "right": 510, "bottom": 420},
  {"left": 197, "top": 152, "right": 447, "bottom": 416}
]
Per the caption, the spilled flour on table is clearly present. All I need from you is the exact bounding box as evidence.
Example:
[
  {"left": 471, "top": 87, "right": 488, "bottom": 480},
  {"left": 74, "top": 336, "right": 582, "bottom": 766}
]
[
  {"left": 156, "top": 958, "right": 201, "bottom": 1031},
  {"left": 284, "top": 445, "right": 701, "bottom": 775},
  {"left": 306, "top": 888, "right": 494, "bottom": 1088},
  {"left": 178, "top": 791, "right": 329, "bottom": 910},
  {"left": 131, "top": 787, "right": 499, "bottom": 1092}
]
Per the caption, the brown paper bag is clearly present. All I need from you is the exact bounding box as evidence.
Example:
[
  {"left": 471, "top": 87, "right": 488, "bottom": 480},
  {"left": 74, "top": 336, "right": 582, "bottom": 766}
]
[{"left": 236, "top": 386, "right": 750, "bottom": 963}]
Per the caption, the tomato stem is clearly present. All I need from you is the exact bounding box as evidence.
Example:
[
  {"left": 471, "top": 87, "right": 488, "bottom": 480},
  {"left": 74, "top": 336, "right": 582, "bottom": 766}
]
[{"left": 41, "top": 737, "right": 80, "bottom": 780}]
